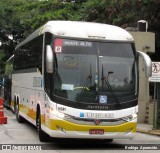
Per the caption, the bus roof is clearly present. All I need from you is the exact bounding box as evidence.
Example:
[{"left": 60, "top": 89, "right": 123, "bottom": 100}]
[{"left": 16, "top": 21, "right": 134, "bottom": 49}]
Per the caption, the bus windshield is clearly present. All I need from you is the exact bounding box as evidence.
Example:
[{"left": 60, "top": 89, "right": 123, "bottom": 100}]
[{"left": 50, "top": 38, "right": 137, "bottom": 105}]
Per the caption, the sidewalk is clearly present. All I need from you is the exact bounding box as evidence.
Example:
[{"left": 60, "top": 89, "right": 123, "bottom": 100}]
[{"left": 137, "top": 123, "right": 160, "bottom": 136}]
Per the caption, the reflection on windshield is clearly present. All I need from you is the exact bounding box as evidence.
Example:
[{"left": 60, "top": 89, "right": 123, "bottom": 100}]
[
  {"left": 51, "top": 39, "right": 137, "bottom": 104},
  {"left": 54, "top": 55, "right": 97, "bottom": 103},
  {"left": 98, "top": 42, "right": 136, "bottom": 97},
  {"left": 99, "top": 57, "right": 135, "bottom": 92}
]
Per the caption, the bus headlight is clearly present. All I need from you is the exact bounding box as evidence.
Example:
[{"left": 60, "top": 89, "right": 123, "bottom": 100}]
[
  {"left": 49, "top": 108, "right": 72, "bottom": 119},
  {"left": 50, "top": 108, "right": 65, "bottom": 119},
  {"left": 122, "top": 114, "right": 137, "bottom": 122}
]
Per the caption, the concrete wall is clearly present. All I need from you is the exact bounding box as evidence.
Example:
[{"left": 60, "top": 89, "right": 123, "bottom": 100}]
[
  {"left": 129, "top": 32, "right": 155, "bottom": 123},
  {"left": 130, "top": 32, "right": 155, "bottom": 53}
]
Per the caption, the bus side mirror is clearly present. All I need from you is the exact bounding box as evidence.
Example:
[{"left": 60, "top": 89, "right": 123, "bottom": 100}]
[
  {"left": 46, "top": 45, "right": 53, "bottom": 73},
  {"left": 137, "top": 51, "right": 152, "bottom": 78}
]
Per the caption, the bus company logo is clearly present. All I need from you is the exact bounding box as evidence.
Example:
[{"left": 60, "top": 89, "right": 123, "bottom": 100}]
[{"left": 94, "top": 119, "right": 101, "bottom": 125}]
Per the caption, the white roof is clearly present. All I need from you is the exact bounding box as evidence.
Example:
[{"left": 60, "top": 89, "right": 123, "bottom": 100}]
[
  {"left": 16, "top": 21, "right": 134, "bottom": 49},
  {"left": 43, "top": 21, "right": 134, "bottom": 41}
]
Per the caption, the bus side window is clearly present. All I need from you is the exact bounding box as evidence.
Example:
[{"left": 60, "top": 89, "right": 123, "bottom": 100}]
[{"left": 14, "top": 35, "right": 43, "bottom": 71}]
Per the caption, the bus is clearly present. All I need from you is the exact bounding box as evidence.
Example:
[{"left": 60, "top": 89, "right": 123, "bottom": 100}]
[{"left": 11, "top": 21, "right": 152, "bottom": 142}]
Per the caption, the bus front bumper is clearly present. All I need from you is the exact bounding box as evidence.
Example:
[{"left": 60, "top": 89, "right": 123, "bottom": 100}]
[{"left": 43, "top": 119, "right": 137, "bottom": 139}]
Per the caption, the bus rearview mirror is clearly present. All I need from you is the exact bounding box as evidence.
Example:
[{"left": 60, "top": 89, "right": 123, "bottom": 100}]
[
  {"left": 46, "top": 45, "right": 53, "bottom": 73},
  {"left": 137, "top": 51, "right": 152, "bottom": 78}
]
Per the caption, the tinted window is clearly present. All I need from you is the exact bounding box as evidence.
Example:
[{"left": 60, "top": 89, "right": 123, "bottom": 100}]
[{"left": 14, "top": 35, "right": 43, "bottom": 70}]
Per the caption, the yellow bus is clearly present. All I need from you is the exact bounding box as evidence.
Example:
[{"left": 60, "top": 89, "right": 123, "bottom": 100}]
[{"left": 11, "top": 21, "right": 152, "bottom": 142}]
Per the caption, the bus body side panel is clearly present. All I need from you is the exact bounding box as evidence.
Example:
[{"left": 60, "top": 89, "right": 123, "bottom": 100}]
[{"left": 11, "top": 69, "right": 45, "bottom": 126}]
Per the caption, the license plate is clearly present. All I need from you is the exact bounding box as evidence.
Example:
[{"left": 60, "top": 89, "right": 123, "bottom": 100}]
[{"left": 89, "top": 129, "right": 104, "bottom": 135}]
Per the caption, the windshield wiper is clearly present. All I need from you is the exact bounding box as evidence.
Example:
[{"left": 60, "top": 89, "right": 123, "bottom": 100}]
[
  {"left": 101, "top": 64, "right": 120, "bottom": 107},
  {"left": 76, "top": 63, "right": 98, "bottom": 103},
  {"left": 80, "top": 63, "right": 92, "bottom": 94}
]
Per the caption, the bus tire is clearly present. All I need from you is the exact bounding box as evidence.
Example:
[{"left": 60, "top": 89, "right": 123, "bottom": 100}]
[
  {"left": 36, "top": 108, "right": 50, "bottom": 142},
  {"left": 14, "top": 97, "right": 17, "bottom": 113},
  {"left": 16, "top": 103, "right": 25, "bottom": 123}
]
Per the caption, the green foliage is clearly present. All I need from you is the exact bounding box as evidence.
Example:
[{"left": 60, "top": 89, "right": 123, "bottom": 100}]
[
  {"left": 0, "top": 0, "right": 83, "bottom": 73},
  {"left": 0, "top": 0, "right": 160, "bottom": 73},
  {"left": 81, "top": 0, "right": 160, "bottom": 30},
  {"left": 80, "top": 0, "right": 160, "bottom": 61},
  {"left": 27, "top": 0, "right": 82, "bottom": 30},
  {"left": 0, "top": 50, "right": 5, "bottom": 74}
]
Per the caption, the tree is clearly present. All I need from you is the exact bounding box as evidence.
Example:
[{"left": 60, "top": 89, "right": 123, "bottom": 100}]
[
  {"left": 0, "top": 0, "right": 83, "bottom": 73},
  {"left": 0, "top": 0, "right": 82, "bottom": 54},
  {"left": 0, "top": 0, "right": 160, "bottom": 73},
  {"left": 81, "top": 0, "right": 160, "bottom": 29},
  {"left": 0, "top": 0, "right": 32, "bottom": 57},
  {"left": 80, "top": 0, "right": 160, "bottom": 60}
]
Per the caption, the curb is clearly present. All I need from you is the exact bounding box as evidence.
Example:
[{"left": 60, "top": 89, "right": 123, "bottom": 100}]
[{"left": 137, "top": 128, "right": 160, "bottom": 137}]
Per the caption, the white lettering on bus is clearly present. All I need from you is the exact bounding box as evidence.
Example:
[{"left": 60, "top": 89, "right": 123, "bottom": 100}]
[
  {"left": 84, "top": 112, "right": 114, "bottom": 119},
  {"left": 63, "top": 40, "right": 92, "bottom": 47}
]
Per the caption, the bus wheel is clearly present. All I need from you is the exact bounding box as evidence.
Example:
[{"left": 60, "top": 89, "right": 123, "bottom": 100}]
[
  {"left": 14, "top": 102, "right": 16, "bottom": 113},
  {"left": 36, "top": 110, "right": 50, "bottom": 142},
  {"left": 16, "top": 104, "right": 25, "bottom": 123}
]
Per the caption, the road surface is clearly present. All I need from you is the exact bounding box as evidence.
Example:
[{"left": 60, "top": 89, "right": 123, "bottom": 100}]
[{"left": 0, "top": 108, "right": 160, "bottom": 153}]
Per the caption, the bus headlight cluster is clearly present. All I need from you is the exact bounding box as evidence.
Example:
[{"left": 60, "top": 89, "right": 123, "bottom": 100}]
[
  {"left": 49, "top": 108, "right": 72, "bottom": 119},
  {"left": 49, "top": 108, "right": 65, "bottom": 118},
  {"left": 121, "top": 114, "right": 137, "bottom": 122}
]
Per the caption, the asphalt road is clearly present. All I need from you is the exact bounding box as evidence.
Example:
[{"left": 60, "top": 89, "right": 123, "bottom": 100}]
[{"left": 0, "top": 108, "right": 160, "bottom": 153}]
